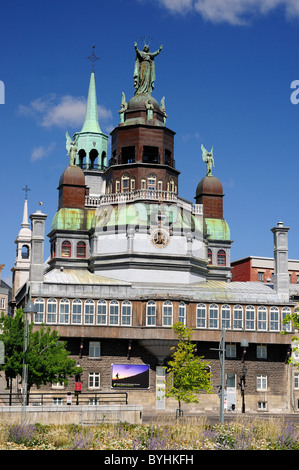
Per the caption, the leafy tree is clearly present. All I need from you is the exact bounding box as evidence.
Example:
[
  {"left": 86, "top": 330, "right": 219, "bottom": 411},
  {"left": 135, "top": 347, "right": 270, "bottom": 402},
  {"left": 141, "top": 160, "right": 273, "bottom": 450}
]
[
  {"left": 282, "top": 309, "right": 299, "bottom": 363},
  {"left": 163, "top": 322, "right": 212, "bottom": 414},
  {"left": 0, "top": 309, "right": 82, "bottom": 396}
]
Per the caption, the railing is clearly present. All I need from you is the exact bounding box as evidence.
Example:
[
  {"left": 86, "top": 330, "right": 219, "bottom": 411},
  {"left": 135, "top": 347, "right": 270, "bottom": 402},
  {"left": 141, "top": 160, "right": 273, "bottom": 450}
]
[
  {"left": 85, "top": 189, "right": 178, "bottom": 207},
  {"left": 78, "top": 163, "right": 108, "bottom": 171},
  {"left": 0, "top": 392, "right": 128, "bottom": 406}
]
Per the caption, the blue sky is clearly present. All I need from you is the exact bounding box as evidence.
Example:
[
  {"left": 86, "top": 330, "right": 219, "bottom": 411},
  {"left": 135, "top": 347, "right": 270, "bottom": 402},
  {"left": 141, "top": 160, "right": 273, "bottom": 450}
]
[{"left": 1, "top": 0, "right": 299, "bottom": 284}]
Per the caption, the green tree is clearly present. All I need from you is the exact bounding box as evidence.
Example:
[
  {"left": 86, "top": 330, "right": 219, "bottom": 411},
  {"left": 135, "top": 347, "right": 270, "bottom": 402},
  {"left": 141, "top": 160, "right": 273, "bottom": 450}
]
[
  {"left": 282, "top": 308, "right": 299, "bottom": 363},
  {"left": 0, "top": 309, "right": 82, "bottom": 396},
  {"left": 164, "top": 322, "right": 212, "bottom": 414}
]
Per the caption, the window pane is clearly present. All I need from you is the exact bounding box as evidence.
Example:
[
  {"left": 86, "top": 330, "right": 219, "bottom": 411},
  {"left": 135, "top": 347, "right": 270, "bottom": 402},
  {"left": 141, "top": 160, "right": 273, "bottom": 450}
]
[
  {"left": 84, "top": 300, "right": 95, "bottom": 324},
  {"left": 245, "top": 306, "right": 255, "bottom": 330},
  {"left": 121, "top": 301, "right": 132, "bottom": 326},
  {"left": 178, "top": 302, "right": 186, "bottom": 324},
  {"left": 163, "top": 301, "right": 173, "bottom": 327},
  {"left": 146, "top": 301, "right": 156, "bottom": 326},
  {"left": 196, "top": 304, "right": 206, "bottom": 328},
  {"left": 72, "top": 299, "right": 82, "bottom": 324},
  {"left": 109, "top": 301, "right": 119, "bottom": 325},
  {"left": 209, "top": 304, "right": 219, "bottom": 329},
  {"left": 97, "top": 301, "right": 107, "bottom": 325},
  {"left": 47, "top": 299, "right": 57, "bottom": 323},
  {"left": 270, "top": 307, "right": 279, "bottom": 331},
  {"left": 34, "top": 298, "right": 44, "bottom": 323},
  {"left": 61, "top": 241, "right": 71, "bottom": 258},
  {"left": 221, "top": 305, "right": 231, "bottom": 329},
  {"left": 233, "top": 305, "right": 243, "bottom": 329},
  {"left": 89, "top": 341, "right": 101, "bottom": 358},
  {"left": 59, "top": 299, "right": 70, "bottom": 324},
  {"left": 258, "top": 307, "right": 267, "bottom": 330}
]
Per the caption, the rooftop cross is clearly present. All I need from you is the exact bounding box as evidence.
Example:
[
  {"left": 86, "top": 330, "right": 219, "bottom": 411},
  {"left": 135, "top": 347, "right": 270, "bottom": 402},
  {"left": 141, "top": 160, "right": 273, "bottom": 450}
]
[
  {"left": 22, "top": 185, "right": 31, "bottom": 200},
  {"left": 87, "top": 45, "right": 99, "bottom": 72}
]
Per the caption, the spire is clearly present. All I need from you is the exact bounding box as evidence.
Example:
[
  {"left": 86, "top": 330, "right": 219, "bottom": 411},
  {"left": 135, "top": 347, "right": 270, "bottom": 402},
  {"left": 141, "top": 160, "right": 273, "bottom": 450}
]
[
  {"left": 21, "top": 185, "right": 30, "bottom": 229},
  {"left": 80, "top": 47, "right": 101, "bottom": 133}
]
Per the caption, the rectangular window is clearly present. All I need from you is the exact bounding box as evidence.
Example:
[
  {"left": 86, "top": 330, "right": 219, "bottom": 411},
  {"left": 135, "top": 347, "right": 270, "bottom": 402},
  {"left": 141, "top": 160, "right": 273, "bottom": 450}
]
[
  {"left": 89, "top": 341, "right": 101, "bottom": 358},
  {"left": 258, "top": 401, "right": 267, "bottom": 410},
  {"left": 294, "top": 373, "right": 299, "bottom": 389},
  {"left": 0, "top": 298, "right": 5, "bottom": 310},
  {"left": 89, "top": 372, "right": 100, "bottom": 389},
  {"left": 257, "top": 345, "right": 267, "bottom": 359},
  {"left": 226, "top": 343, "right": 236, "bottom": 358},
  {"left": 258, "top": 272, "right": 264, "bottom": 282},
  {"left": 257, "top": 374, "right": 267, "bottom": 391}
]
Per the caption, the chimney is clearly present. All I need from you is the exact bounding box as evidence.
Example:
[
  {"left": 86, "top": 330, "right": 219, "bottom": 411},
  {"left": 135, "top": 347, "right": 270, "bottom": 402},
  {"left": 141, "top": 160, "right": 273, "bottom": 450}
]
[
  {"left": 29, "top": 210, "right": 47, "bottom": 283},
  {"left": 271, "top": 222, "right": 290, "bottom": 299}
]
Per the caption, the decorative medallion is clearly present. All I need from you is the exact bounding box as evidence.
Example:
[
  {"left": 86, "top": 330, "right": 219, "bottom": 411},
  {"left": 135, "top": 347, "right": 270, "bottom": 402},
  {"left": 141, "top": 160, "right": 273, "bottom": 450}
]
[{"left": 151, "top": 227, "right": 170, "bottom": 248}]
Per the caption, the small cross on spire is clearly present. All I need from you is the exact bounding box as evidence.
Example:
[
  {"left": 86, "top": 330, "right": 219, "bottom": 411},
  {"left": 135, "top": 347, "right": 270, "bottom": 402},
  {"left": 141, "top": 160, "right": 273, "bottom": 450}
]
[
  {"left": 22, "top": 185, "right": 31, "bottom": 200},
  {"left": 87, "top": 45, "right": 99, "bottom": 72}
]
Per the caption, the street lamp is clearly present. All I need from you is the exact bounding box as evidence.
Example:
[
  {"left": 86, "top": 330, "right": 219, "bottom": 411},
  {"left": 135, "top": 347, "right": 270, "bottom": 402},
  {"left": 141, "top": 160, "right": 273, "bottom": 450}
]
[
  {"left": 239, "top": 334, "right": 248, "bottom": 413},
  {"left": 22, "top": 299, "right": 37, "bottom": 422}
]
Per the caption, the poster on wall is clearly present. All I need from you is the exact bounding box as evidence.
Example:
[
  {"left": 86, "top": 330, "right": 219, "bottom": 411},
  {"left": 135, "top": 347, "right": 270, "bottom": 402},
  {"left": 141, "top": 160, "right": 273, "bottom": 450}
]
[{"left": 111, "top": 364, "right": 150, "bottom": 389}]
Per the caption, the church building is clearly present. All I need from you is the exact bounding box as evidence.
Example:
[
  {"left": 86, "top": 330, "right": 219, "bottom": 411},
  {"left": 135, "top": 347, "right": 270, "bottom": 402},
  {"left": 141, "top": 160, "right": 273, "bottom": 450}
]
[{"left": 12, "top": 43, "right": 298, "bottom": 415}]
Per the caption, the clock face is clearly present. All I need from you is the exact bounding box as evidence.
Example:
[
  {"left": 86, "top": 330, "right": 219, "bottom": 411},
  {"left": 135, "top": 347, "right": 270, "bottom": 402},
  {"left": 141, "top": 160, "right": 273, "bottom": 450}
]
[{"left": 151, "top": 227, "right": 169, "bottom": 248}]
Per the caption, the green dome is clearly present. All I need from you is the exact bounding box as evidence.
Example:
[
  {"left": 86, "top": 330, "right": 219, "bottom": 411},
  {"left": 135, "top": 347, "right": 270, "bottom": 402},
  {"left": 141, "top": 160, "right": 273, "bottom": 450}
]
[
  {"left": 51, "top": 208, "right": 95, "bottom": 231},
  {"left": 204, "top": 218, "right": 230, "bottom": 240}
]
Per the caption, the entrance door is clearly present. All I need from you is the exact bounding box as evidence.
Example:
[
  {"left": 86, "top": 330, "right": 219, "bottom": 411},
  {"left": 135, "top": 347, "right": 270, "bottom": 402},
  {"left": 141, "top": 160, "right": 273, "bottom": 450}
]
[{"left": 226, "top": 373, "right": 236, "bottom": 411}]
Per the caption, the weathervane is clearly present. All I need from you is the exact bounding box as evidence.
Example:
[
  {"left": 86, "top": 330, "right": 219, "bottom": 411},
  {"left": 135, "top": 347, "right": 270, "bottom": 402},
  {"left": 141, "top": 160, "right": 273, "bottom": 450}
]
[
  {"left": 87, "top": 45, "right": 99, "bottom": 72},
  {"left": 22, "top": 185, "right": 31, "bottom": 200}
]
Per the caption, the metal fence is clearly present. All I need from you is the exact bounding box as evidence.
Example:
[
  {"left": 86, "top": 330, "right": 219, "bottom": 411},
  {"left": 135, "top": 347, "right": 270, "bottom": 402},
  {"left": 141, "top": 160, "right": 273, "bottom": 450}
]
[{"left": 0, "top": 392, "right": 128, "bottom": 406}]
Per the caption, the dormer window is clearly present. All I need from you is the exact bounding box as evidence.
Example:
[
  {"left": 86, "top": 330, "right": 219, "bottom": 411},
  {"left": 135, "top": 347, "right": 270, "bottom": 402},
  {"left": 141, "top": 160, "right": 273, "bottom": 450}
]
[
  {"left": 77, "top": 241, "right": 86, "bottom": 258},
  {"left": 61, "top": 240, "right": 71, "bottom": 258}
]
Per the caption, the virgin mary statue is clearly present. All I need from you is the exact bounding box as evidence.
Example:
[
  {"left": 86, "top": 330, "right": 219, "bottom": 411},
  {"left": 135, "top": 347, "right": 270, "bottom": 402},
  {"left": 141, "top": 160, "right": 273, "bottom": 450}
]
[{"left": 133, "top": 41, "right": 163, "bottom": 96}]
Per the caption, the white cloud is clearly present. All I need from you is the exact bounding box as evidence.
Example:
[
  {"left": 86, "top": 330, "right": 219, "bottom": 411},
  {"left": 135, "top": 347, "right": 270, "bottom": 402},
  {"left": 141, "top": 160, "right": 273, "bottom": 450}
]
[
  {"left": 18, "top": 94, "right": 113, "bottom": 129},
  {"left": 157, "top": 0, "right": 299, "bottom": 24},
  {"left": 31, "top": 142, "right": 56, "bottom": 162}
]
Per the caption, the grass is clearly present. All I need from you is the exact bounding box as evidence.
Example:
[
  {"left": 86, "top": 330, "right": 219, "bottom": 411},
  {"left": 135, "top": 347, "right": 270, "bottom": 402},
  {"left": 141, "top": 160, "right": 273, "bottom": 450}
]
[{"left": 0, "top": 417, "right": 298, "bottom": 450}]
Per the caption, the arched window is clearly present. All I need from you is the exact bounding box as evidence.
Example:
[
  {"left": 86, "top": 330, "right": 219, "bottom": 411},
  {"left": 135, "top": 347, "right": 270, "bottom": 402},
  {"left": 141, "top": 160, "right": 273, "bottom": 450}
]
[
  {"left": 245, "top": 306, "right": 255, "bottom": 330},
  {"left": 178, "top": 302, "right": 186, "bottom": 325},
  {"left": 282, "top": 307, "right": 291, "bottom": 332},
  {"left": 209, "top": 304, "right": 219, "bottom": 329},
  {"left": 46, "top": 298, "right": 57, "bottom": 324},
  {"left": 109, "top": 300, "right": 119, "bottom": 325},
  {"left": 72, "top": 299, "right": 82, "bottom": 324},
  {"left": 221, "top": 304, "right": 231, "bottom": 329},
  {"left": 97, "top": 300, "right": 107, "bottom": 325},
  {"left": 76, "top": 241, "right": 86, "bottom": 258},
  {"left": 270, "top": 306, "right": 279, "bottom": 331},
  {"left": 121, "top": 301, "right": 132, "bottom": 326},
  {"left": 207, "top": 249, "right": 212, "bottom": 265},
  {"left": 61, "top": 240, "right": 71, "bottom": 258},
  {"left": 130, "top": 177, "right": 136, "bottom": 191},
  {"left": 84, "top": 299, "right": 95, "bottom": 324},
  {"left": 21, "top": 245, "right": 29, "bottom": 259},
  {"left": 59, "top": 298, "right": 70, "bottom": 324},
  {"left": 115, "top": 179, "right": 120, "bottom": 193},
  {"left": 51, "top": 241, "right": 56, "bottom": 259},
  {"left": 217, "top": 250, "right": 226, "bottom": 266},
  {"left": 233, "top": 305, "right": 243, "bottom": 329},
  {"left": 146, "top": 301, "right": 156, "bottom": 326},
  {"left": 34, "top": 298, "right": 44, "bottom": 323},
  {"left": 196, "top": 304, "right": 206, "bottom": 328},
  {"left": 163, "top": 301, "right": 173, "bottom": 327},
  {"left": 78, "top": 149, "right": 86, "bottom": 169},
  {"left": 89, "top": 149, "right": 98, "bottom": 170},
  {"left": 258, "top": 306, "right": 267, "bottom": 331}
]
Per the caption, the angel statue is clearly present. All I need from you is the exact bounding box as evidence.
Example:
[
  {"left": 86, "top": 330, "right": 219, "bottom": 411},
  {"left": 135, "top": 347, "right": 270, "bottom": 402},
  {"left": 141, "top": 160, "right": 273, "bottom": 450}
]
[
  {"left": 201, "top": 144, "right": 214, "bottom": 176},
  {"left": 65, "top": 131, "right": 78, "bottom": 166}
]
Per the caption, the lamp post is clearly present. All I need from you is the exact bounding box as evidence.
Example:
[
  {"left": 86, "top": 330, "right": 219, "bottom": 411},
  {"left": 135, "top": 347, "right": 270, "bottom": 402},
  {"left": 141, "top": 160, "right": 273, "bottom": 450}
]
[
  {"left": 22, "top": 299, "right": 37, "bottom": 422},
  {"left": 239, "top": 336, "right": 248, "bottom": 414}
]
